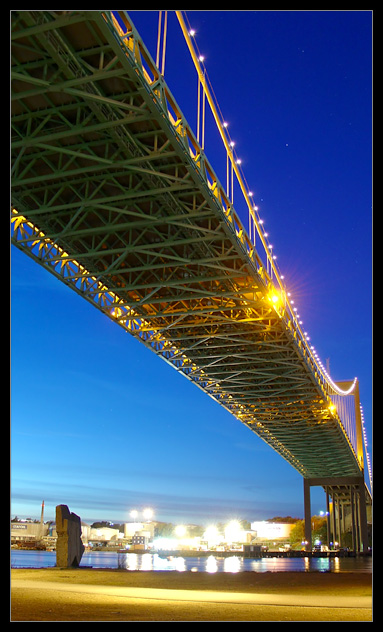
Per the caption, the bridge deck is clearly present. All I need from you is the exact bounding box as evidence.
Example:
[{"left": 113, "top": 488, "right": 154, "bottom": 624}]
[{"left": 11, "top": 10, "right": 362, "bottom": 479}]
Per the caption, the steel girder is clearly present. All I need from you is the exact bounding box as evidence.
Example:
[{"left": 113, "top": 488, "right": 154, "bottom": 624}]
[{"left": 11, "top": 10, "right": 362, "bottom": 479}]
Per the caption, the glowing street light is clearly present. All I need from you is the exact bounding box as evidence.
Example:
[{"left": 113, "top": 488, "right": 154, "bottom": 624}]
[
  {"left": 175, "top": 525, "right": 187, "bottom": 538},
  {"left": 224, "top": 520, "right": 242, "bottom": 543},
  {"left": 268, "top": 288, "right": 283, "bottom": 312},
  {"left": 143, "top": 508, "right": 153, "bottom": 521}
]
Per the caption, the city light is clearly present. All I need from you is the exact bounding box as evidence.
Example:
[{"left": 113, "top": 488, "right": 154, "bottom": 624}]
[
  {"left": 268, "top": 289, "right": 283, "bottom": 312},
  {"left": 143, "top": 508, "right": 154, "bottom": 520},
  {"left": 224, "top": 520, "right": 242, "bottom": 543},
  {"left": 152, "top": 537, "right": 178, "bottom": 551},
  {"left": 174, "top": 525, "right": 187, "bottom": 538},
  {"left": 130, "top": 508, "right": 154, "bottom": 521},
  {"left": 203, "top": 525, "right": 221, "bottom": 547}
]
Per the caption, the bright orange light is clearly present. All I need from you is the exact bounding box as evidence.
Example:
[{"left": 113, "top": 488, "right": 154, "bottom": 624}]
[{"left": 268, "top": 289, "right": 282, "bottom": 308}]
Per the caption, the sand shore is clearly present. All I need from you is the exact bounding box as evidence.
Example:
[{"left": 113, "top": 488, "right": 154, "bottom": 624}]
[{"left": 11, "top": 567, "right": 372, "bottom": 622}]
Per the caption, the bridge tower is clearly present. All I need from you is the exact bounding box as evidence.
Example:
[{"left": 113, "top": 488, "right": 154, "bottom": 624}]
[
  {"left": 303, "top": 381, "right": 370, "bottom": 553},
  {"left": 304, "top": 476, "right": 369, "bottom": 553}
]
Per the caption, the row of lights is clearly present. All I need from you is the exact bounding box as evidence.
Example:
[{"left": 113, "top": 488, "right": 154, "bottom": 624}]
[
  {"left": 173, "top": 17, "right": 369, "bottom": 457},
  {"left": 189, "top": 29, "right": 310, "bottom": 340},
  {"left": 186, "top": 19, "right": 372, "bottom": 423},
  {"left": 187, "top": 22, "right": 329, "bottom": 382},
  {"left": 130, "top": 508, "right": 154, "bottom": 521},
  {"left": 360, "top": 404, "right": 372, "bottom": 489},
  {"left": 128, "top": 512, "right": 247, "bottom": 545}
]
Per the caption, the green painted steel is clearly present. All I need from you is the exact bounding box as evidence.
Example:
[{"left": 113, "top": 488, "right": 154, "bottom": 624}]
[{"left": 11, "top": 10, "right": 363, "bottom": 480}]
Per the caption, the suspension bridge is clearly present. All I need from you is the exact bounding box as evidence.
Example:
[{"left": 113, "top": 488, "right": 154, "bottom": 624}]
[{"left": 11, "top": 10, "right": 371, "bottom": 551}]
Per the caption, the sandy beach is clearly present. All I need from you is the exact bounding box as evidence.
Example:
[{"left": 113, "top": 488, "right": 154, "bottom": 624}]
[{"left": 11, "top": 567, "right": 372, "bottom": 622}]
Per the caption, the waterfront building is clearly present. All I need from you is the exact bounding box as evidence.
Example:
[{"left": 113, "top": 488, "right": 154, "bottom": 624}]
[
  {"left": 250, "top": 521, "right": 295, "bottom": 541},
  {"left": 124, "top": 521, "right": 155, "bottom": 541},
  {"left": 11, "top": 520, "right": 49, "bottom": 544}
]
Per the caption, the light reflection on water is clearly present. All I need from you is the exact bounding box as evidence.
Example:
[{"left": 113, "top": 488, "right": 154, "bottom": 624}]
[{"left": 11, "top": 549, "right": 372, "bottom": 573}]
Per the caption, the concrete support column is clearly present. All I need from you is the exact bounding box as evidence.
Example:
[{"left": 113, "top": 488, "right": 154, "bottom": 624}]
[
  {"left": 336, "top": 496, "right": 342, "bottom": 547},
  {"left": 303, "top": 478, "right": 312, "bottom": 551},
  {"left": 331, "top": 490, "right": 337, "bottom": 547},
  {"left": 357, "top": 483, "right": 369, "bottom": 553},
  {"left": 350, "top": 485, "right": 357, "bottom": 553},
  {"left": 325, "top": 487, "right": 331, "bottom": 546},
  {"left": 303, "top": 475, "right": 369, "bottom": 555},
  {"left": 355, "top": 491, "right": 360, "bottom": 552}
]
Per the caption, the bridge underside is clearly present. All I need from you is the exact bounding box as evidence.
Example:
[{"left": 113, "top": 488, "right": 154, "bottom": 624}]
[{"left": 11, "top": 10, "right": 363, "bottom": 480}]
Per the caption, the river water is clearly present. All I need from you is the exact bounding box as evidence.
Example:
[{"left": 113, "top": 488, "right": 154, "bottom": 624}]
[{"left": 11, "top": 549, "right": 372, "bottom": 573}]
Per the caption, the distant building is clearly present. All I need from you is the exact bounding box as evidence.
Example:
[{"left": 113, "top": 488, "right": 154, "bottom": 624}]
[
  {"left": 250, "top": 521, "right": 294, "bottom": 541},
  {"left": 80, "top": 522, "right": 92, "bottom": 543},
  {"left": 49, "top": 521, "right": 92, "bottom": 541},
  {"left": 48, "top": 522, "right": 122, "bottom": 545},
  {"left": 124, "top": 521, "right": 155, "bottom": 539},
  {"left": 88, "top": 526, "right": 122, "bottom": 543},
  {"left": 131, "top": 534, "right": 148, "bottom": 550},
  {"left": 11, "top": 520, "right": 49, "bottom": 543}
]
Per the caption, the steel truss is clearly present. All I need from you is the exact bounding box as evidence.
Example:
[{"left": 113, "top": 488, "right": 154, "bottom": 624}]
[{"left": 11, "top": 10, "right": 364, "bottom": 480}]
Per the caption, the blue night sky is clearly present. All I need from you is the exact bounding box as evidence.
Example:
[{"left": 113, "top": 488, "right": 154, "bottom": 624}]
[{"left": 11, "top": 10, "right": 372, "bottom": 527}]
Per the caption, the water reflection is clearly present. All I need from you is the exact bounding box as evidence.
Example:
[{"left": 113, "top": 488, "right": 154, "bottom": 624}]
[
  {"left": 224, "top": 556, "right": 241, "bottom": 573},
  {"left": 11, "top": 549, "right": 372, "bottom": 574},
  {"left": 116, "top": 553, "right": 370, "bottom": 574},
  {"left": 206, "top": 555, "right": 218, "bottom": 573}
]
